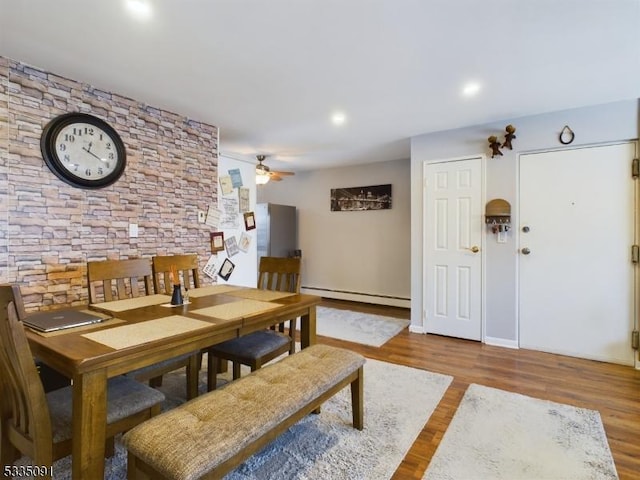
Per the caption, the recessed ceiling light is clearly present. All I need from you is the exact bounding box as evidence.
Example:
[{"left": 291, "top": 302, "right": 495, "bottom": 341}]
[
  {"left": 126, "top": 0, "right": 152, "bottom": 20},
  {"left": 331, "top": 112, "right": 346, "bottom": 126},
  {"left": 462, "top": 82, "right": 481, "bottom": 97}
]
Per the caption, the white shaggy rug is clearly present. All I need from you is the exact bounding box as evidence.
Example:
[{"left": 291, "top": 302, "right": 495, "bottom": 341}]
[
  {"left": 33, "top": 354, "right": 452, "bottom": 479},
  {"left": 304, "top": 306, "right": 410, "bottom": 347},
  {"left": 423, "top": 383, "right": 618, "bottom": 480},
  {"left": 223, "top": 358, "right": 451, "bottom": 480}
]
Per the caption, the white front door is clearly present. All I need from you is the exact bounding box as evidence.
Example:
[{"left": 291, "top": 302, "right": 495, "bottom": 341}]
[
  {"left": 519, "top": 143, "right": 637, "bottom": 365},
  {"left": 424, "top": 158, "right": 483, "bottom": 341}
]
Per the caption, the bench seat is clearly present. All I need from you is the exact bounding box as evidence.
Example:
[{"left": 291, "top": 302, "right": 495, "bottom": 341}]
[{"left": 122, "top": 343, "right": 365, "bottom": 480}]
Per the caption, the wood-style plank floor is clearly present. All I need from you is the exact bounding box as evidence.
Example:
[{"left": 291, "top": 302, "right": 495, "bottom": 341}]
[{"left": 316, "top": 299, "right": 640, "bottom": 480}]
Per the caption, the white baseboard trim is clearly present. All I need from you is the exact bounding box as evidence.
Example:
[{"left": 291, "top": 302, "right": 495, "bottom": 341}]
[
  {"left": 301, "top": 287, "right": 410, "bottom": 308},
  {"left": 409, "top": 324, "right": 425, "bottom": 334},
  {"left": 484, "top": 336, "right": 519, "bottom": 349}
]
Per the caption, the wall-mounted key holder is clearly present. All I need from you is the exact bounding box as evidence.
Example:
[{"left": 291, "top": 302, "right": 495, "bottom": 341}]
[{"left": 485, "top": 199, "right": 511, "bottom": 235}]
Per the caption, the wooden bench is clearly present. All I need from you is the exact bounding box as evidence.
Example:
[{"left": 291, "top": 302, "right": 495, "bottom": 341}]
[{"left": 122, "top": 344, "right": 365, "bottom": 480}]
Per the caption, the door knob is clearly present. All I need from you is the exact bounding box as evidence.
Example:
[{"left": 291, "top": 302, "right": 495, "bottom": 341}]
[
  {"left": 470, "top": 246, "right": 479, "bottom": 253},
  {"left": 521, "top": 247, "right": 531, "bottom": 255}
]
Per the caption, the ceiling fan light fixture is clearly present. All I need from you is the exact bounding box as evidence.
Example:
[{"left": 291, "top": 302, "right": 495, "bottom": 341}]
[
  {"left": 254, "top": 154, "right": 293, "bottom": 185},
  {"left": 256, "top": 173, "right": 270, "bottom": 185}
]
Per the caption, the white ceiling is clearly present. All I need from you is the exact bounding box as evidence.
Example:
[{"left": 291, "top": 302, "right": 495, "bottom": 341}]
[{"left": 1, "top": 0, "right": 639, "bottom": 172}]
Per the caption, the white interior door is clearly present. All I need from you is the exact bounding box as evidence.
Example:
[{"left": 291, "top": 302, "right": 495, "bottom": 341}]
[
  {"left": 519, "top": 143, "right": 637, "bottom": 365},
  {"left": 424, "top": 158, "right": 482, "bottom": 341}
]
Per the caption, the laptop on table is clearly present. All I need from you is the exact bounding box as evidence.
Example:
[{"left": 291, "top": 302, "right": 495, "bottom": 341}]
[{"left": 23, "top": 309, "right": 109, "bottom": 333}]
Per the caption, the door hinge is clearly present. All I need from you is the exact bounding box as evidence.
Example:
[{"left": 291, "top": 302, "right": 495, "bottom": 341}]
[
  {"left": 632, "top": 158, "right": 639, "bottom": 179},
  {"left": 632, "top": 330, "right": 639, "bottom": 350},
  {"left": 632, "top": 245, "right": 640, "bottom": 264}
]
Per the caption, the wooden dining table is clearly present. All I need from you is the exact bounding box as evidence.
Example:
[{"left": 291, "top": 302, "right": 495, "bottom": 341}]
[{"left": 25, "top": 285, "right": 320, "bottom": 479}]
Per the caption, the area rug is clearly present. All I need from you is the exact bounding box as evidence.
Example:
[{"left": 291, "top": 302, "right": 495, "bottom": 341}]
[
  {"left": 35, "top": 354, "right": 452, "bottom": 479},
  {"left": 302, "top": 306, "right": 410, "bottom": 347},
  {"left": 423, "top": 383, "right": 618, "bottom": 480}
]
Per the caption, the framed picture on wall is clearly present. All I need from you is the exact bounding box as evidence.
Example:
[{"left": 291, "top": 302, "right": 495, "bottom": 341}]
[
  {"left": 218, "top": 258, "right": 235, "bottom": 281},
  {"left": 210, "top": 231, "right": 225, "bottom": 253},
  {"left": 243, "top": 211, "right": 256, "bottom": 230},
  {"left": 330, "top": 184, "right": 392, "bottom": 211}
]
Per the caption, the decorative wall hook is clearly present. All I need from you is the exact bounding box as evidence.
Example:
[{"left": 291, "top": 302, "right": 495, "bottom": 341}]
[
  {"left": 488, "top": 135, "right": 503, "bottom": 158},
  {"left": 559, "top": 125, "right": 575, "bottom": 145},
  {"left": 502, "top": 124, "right": 516, "bottom": 150}
]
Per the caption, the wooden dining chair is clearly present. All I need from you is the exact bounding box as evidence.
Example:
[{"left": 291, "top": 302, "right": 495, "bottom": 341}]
[
  {"left": 87, "top": 258, "right": 154, "bottom": 303},
  {"left": 152, "top": 253, "right": 201, "bottom": 294},
  {"left": 0, "top": 285, "right": 165, "bottom": 478},
  {"left": 206, "top": 256, "right": 301, "bottom": 391},
  {"left": 86, "top": 258, "right": 199, "bottom": 400}
]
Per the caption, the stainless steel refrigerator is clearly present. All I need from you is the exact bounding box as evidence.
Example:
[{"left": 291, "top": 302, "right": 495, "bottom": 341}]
[{"left": 256, "top": 203, "right": 298, "bottom": 263}]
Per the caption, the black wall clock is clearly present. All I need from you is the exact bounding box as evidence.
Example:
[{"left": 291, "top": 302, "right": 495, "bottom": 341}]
[{"left": 40, "top": 112, "right": 127, "bottom": 189}]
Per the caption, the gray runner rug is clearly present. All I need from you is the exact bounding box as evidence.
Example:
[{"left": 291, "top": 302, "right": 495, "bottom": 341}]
[{"left": 303, "top": 306, "right": 410, "bottom": 347}]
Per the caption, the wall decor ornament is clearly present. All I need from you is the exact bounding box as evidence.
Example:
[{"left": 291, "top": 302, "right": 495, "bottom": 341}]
[
  {"left": 502, "top": 124, "right": 516, "bottom": 150},
  {"left": 488, "top": 136, "right": 503, "bottom": 158},
  {"left": 559, "top": 125, "right": 575, "bottom": 145}
]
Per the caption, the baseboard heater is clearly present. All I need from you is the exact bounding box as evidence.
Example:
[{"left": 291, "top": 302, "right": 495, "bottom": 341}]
[{"left": 301, "top": 286, "right": 410, "bottom": 309}]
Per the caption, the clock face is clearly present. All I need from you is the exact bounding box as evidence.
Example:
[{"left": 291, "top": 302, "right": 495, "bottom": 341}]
[{"left": 41, "top": 113, "right": 126, "bottom": 189}]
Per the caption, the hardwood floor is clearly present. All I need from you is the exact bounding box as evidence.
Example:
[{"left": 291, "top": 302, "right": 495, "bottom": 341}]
[{"left": 317, "top": 299, "right": 640, "bottom": 480}]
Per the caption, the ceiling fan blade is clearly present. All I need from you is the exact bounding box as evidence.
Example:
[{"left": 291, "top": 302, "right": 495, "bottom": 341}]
[
  {"left": 270, "top": 174, "right": 283, "bottom": 181},
  {"left": 272, "top": 170, "right": 295, "bottom": 176}
]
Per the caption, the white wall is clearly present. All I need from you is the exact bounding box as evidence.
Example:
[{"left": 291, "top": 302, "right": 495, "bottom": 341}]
[
  {"left": 411, "top": 99, "right": 639, "bottom": 343},
  {"left": 257, "top": 159, "right": 411, "bottom": 306},
  {"left": 213, "top": 155, "right": 258, "bottom": 287}
]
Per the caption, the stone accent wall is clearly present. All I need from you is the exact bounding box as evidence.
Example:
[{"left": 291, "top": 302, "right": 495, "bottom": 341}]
[{"left": 0, "top": 57, "right": 218, "bottom": 311}]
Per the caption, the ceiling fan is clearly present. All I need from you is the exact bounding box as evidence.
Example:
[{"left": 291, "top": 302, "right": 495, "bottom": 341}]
[{"left": 255, "top": 155, "right": 295, "bottom": 184}]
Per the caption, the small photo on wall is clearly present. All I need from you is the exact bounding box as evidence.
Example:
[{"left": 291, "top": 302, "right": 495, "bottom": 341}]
[
  {"left": 238, "top": 232, "right": 251, "bottom": 252},
  {"left": 225, "top": 236, "right": 239, "bottom": 257},
  {"left": 243, "top": 211, "right": 256, "bottom": 230},
  {"left": 239, "top": 187, "right": 250, "bottom": 212},
  {"left": 218, "top": 258, "right": 235, "bottom": 281},
  {"left": 229, "top": 168, "right": 243, "bottom": 188},
  {"left": 210, "top": 231, "right": 225, "bottom": 253},
  {"left": 203, "top": 255, "right": 217, "bottom": 279}
]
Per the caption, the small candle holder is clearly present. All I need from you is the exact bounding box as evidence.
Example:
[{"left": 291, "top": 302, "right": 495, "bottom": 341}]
[{"left": 171, "top": 284, "right": 184, "bottom": 305}]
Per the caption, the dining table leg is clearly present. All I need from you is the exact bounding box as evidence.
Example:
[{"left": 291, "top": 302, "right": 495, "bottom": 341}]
[
  {"left": 300, "top": 305, "right": 317, "bottom": 349},
  {"left": 72, "top": 368, "right": 107, "bottom": 479}
]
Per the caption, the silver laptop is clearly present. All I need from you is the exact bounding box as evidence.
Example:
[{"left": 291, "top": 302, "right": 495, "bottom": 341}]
[{"left": 23, "top": 309, "right": 109, "bottom": 333}]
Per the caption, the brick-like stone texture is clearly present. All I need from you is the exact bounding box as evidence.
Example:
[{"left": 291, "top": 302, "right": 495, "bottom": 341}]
[{"left": 0, "top": 57, "right": 218, "bottom": 311}]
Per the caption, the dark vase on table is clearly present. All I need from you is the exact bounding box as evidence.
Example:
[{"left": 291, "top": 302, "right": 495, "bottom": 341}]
[{"left": 171, "top": 284, "right": 183, "bottom": 305}]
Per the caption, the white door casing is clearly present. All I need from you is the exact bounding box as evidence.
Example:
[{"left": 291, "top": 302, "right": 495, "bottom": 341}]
[
  {"left": 424, "top": 157, "right": 483, "bottom": 341},
  {"left": 519, "top": 142, "right": 637, "bottom": 365}
]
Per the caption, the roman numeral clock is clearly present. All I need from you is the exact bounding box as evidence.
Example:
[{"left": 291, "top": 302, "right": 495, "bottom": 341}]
[{"left": 40, "top": 113, "right": 126, "bottom": 189}]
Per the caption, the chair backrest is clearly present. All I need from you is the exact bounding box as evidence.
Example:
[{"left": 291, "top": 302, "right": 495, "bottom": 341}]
[
  {"left": 257, "top": 257, "right": 301, "bottom": 293},
  {"left": 0, "top": 284, "right": 54, "bottom": 463},
  {"left": 87, "top": 258, "right": 153, "bottom": 304},
  {"left": 152, "top": 254, "right": 201, "bottom": 294}
]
